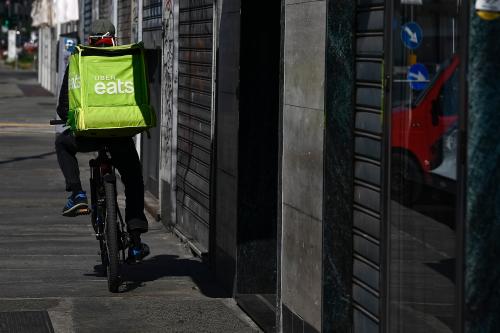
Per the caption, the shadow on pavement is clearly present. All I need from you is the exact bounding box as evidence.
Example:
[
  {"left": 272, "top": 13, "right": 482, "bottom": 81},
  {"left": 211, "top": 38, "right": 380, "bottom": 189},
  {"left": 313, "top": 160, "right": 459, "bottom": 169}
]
[
  {"left": 17, "top": 84, "right": 54, "bottom": 97},
  {"left": 395, "top": 184, "right": 456, "bottom": 229},
  {"left": 87, "top": 255, "right": 230, "bottom": 298},
  {"left": 0, "top": 151, "right": 56, "bottom": 165},
  {"left": 426, "top": 258, "right": 456, "bottom": 283}
]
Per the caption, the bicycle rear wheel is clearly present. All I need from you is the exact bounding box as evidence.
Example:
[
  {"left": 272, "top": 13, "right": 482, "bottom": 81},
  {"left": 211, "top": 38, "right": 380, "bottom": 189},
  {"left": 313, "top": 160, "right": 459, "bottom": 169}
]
[{"left": 104, "top": 181, "right": 120, "bottom": 293}]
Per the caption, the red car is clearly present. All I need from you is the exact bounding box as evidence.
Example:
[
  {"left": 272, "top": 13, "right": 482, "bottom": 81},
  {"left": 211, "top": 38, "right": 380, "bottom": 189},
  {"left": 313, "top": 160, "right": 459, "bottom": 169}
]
[{"left": 391, "top": 55, "right": 459, "bottom": 202}]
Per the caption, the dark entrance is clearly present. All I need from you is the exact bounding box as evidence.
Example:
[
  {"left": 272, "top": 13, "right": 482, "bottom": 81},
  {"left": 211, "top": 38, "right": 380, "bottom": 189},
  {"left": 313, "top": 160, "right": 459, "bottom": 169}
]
[{"left": 235, "top": 1, "right": 281, "bottom": 331}]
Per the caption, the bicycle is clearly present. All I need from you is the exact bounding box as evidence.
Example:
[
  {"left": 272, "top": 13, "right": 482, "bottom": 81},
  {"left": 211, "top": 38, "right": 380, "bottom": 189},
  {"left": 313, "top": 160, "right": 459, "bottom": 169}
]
[{"left": 50, "top": 119, "right": 129, "bottom": 293}]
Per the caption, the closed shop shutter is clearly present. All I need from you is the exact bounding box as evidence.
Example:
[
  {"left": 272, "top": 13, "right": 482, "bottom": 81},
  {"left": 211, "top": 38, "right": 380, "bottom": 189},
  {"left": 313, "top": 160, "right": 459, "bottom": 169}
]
[
  {"left": 352, "top": 2, "right": 385, "bottom": 332},
  {"left": 99, "top": 0, "right": 111, "bottom": 20},
  {"left": 143, "top": 0, "right": 162, "bottom": 32},
  {"left": 176, "top": 0, "right": 214, "bottom": 252},
  {"left": 83, "top": 0, "right": 92, "bottom": 38},
  {"left": 118, "top": 0, "right": 132, "bottom": 44}
]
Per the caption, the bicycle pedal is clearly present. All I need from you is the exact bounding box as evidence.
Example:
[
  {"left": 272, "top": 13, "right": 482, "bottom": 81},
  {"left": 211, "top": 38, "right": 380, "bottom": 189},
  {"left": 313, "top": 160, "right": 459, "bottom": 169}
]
[{"left": 77, "top": 208, "right": 91, "bottom": 215}]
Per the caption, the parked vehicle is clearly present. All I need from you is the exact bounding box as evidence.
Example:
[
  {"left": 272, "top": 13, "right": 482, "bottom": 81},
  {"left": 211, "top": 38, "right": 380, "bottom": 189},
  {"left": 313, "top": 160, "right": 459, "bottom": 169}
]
[{"left": 391, "top": 55, "right": 460, "bottom": 203}]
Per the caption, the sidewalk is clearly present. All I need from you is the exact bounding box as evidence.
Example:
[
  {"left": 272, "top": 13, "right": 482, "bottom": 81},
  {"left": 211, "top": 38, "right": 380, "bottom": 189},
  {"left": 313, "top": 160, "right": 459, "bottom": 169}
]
[{"left": 0, "top": 68, "right": 260, "bottom": 332}]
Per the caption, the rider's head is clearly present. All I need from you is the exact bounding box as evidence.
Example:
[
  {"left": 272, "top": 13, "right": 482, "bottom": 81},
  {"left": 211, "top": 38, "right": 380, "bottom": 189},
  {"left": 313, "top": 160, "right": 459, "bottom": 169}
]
[{"left": 88, "top": 19, "right": 116, "bottom": 47}]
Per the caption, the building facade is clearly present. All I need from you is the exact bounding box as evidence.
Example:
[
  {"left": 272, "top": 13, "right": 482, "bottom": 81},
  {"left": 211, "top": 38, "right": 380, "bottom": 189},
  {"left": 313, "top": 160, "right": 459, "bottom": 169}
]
[
  {"left": 34, "top": 0, "right": 500, "bottom": 331},
  {"left": 161, "top": 0, "right": 500, "bottom": 332}
]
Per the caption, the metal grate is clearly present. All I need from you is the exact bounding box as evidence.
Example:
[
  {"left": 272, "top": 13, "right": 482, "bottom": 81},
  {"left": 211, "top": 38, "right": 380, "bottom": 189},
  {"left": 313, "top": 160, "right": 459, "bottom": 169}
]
[
  {"left": 143, "top": 0, "right": 162, "bottom": 32},
  {"left": 0, "top": 311, "right": 54, "bottom": 333},
  {"left": 83, "top": 0, "right": 92, "bottom": 38},
  {"left": 176, "top": 0, "right": 214, "bottom": 252},
  {"left": 352, "top": 1, "right": 385, "bottom": 332}
]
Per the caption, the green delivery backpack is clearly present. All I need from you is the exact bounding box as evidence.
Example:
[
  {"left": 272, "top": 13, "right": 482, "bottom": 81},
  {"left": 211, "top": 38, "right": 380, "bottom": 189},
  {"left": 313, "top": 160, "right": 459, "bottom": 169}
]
[{"left": 67, "top": 42, "right": 156, "bottom": 137}]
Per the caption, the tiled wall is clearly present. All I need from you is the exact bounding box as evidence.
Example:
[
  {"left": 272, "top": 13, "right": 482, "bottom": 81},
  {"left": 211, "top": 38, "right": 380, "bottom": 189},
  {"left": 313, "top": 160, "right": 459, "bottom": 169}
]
[{"left": 281, "top": 0, "right": 326, "bottom": 331}]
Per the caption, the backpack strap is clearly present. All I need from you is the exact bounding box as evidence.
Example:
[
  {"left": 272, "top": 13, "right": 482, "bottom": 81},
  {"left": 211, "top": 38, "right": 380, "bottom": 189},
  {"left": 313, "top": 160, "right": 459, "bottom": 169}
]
[{"left": 76, "top": 45, "right": 85, "bottom": 109}]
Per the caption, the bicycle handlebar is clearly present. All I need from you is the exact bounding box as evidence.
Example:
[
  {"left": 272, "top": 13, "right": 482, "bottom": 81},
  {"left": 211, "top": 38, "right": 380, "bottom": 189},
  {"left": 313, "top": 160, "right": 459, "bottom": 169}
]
[{"left": 49, "top": 119, "right": 66, "bottom": 125}]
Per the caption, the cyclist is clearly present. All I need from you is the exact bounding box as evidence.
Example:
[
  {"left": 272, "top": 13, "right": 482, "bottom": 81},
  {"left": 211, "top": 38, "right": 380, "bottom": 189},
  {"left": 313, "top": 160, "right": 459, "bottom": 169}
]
[{"left": 55, "top": 19, "right": 149, "bottom": 264}]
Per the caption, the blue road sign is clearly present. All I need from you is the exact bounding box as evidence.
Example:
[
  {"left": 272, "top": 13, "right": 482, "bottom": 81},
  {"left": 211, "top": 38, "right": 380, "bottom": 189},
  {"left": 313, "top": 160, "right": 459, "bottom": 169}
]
[
  {"left": 63, "top": 38, "right": 76, "bottom": 53},
  {"left": 407, "top": 63, "right": 429, "bottom": 91},
  {"left": 401, "top": 22, "right": 423, "bottom": 50}
]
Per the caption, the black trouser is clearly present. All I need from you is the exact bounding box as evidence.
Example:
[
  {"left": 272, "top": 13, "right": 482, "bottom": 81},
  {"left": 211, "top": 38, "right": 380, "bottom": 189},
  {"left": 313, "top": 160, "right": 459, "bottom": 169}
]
[{"left": 55, "top": 130, "right": 148, "bottom": 232}]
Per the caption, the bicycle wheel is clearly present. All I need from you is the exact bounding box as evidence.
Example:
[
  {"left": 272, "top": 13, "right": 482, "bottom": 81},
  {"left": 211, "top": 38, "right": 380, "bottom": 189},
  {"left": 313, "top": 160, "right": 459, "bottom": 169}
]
[
  {"left": 104, "top": 180, "right": 120, "bottom": 293},
  {"left": 90, "top": 171, "right": 108, "bottom": 274}
]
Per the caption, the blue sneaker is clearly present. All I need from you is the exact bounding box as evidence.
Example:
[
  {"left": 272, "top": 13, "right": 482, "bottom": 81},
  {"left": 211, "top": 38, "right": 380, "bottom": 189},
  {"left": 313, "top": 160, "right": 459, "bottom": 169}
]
[
  {"left": 62, "top": 191, "right": 89, "bottom": 217},
  {"left": 127, "top": 243, "right": 150, "bottom": 264}
]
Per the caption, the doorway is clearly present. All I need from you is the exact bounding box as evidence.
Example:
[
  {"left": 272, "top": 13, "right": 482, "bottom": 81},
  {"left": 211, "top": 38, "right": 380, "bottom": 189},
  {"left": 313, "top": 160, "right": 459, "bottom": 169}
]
[{"left": 235, "top": 1, "right": 282, "bottom": 332}]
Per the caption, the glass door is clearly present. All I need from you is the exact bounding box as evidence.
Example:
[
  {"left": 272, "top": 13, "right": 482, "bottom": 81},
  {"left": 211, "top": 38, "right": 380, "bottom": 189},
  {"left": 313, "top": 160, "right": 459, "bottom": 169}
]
[{"left": 388, "top": 0, "right": 463, "bottom": 331}]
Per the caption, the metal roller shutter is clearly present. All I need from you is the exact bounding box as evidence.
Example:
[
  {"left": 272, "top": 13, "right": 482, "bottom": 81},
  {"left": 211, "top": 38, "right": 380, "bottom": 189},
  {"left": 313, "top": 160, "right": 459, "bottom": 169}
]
[
  {"left": 176, "top": 0, "right": 214, "bottom": 252},
  {"left": 117, "top": 0, "right": 132, "bottom": 44},
  {"left": 143, "top": 0, "right": 163, "bottom": 32},
  {"left": 353, "top": 1, "right": 385, "bottom": 332},
  {"left": 99, "top": 0, "right": 111, "bottom": 20},
  {"left": 83, "top": 0, "right": 92, "bottom": 38}
]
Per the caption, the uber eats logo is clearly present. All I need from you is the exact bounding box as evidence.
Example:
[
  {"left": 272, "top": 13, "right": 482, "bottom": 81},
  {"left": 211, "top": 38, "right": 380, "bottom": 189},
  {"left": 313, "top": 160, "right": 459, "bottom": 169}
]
[
  {"left": 93, "top": 75, "right": 134, "bottom": 95},
  {"left": 69, "top": 75, "right": 81, "bottom": 89}
]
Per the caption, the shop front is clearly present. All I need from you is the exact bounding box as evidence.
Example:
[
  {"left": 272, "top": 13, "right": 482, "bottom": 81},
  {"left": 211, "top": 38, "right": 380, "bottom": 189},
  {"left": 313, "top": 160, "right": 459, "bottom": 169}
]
[
  {"left": 387, "top": 1, "right": 464, "bottom": 331},
  {"left": 151, "top": 0, "right": 499, "bottom": 331},
  {"left": 323, "top": 0, "right": 469, "bottom": 331}
]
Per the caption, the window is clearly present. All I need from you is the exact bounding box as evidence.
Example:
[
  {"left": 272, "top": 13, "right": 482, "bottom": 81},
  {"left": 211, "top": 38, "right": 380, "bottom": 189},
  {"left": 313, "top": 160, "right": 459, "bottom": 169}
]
[{"left": 389, "top": 1, "right": 462, "bottom": 331}]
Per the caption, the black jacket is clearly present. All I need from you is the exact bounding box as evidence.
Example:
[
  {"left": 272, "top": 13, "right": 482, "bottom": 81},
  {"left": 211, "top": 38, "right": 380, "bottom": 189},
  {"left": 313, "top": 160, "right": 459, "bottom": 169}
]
[{"left": 56, "top": 66, "right": 69, "bottom": 122}]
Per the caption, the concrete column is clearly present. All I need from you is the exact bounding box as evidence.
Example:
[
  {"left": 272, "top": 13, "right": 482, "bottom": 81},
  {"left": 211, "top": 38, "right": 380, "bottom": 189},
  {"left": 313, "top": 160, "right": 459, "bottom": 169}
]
[
  {"left": 159, "top": 0, "right": 178, "bottom": 226},
  {"left": 465, "top": 4, "right": 500, "bottom": 332},
  {"left": 112, "top": 0, "right": 118, "bottom": 27},
  {"left": 93, "top": 0, "right": 99, "bottom": 20},
  {"left": 137, "top": 0, "right": 143, "bottom": 40}
]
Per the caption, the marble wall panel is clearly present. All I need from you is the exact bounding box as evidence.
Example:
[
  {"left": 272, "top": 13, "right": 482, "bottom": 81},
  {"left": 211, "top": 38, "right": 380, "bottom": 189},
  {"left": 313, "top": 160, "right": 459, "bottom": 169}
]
[{"left": 283, "top": 1, "right": 326, "bottom": 110}]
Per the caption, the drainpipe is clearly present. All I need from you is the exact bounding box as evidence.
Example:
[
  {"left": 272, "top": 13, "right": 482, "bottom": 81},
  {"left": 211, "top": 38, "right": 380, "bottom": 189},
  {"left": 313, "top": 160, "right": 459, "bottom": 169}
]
[{"left": 465, "top": 2, "right": 500, "bottom": 332}]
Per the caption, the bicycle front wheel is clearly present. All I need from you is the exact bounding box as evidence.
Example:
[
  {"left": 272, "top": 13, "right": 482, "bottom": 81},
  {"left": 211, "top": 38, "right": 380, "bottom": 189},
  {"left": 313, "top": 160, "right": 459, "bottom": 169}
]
[{"left": 104, "top": 181, "right": 120, "bottom": 293}]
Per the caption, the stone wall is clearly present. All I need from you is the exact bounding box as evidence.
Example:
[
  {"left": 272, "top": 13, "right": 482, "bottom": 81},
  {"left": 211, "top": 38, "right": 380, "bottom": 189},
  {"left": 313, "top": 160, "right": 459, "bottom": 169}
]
[{"left": 281, "top": 0, "right": 326, "bottom": 330}]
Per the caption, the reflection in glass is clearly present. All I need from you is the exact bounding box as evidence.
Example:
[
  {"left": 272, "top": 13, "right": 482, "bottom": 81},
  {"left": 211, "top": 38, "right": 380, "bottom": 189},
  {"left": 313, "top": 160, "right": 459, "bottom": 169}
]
[{"left": 389, "top": 1, "right": 461, "bottom": 332}]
